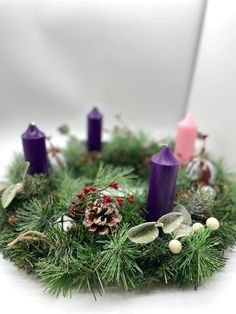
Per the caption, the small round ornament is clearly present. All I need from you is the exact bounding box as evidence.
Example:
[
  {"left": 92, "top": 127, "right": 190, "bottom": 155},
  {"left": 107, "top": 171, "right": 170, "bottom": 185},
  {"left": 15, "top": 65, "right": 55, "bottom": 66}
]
[
  {"left": 206, "top": 217, "right": 220, "bottom": 230},
  {"left": 168, "top": 239, "right": 182, "bottom": 254},
  {"left": 55, "top": 215, "right": 76, "bottom": 232},
  {"left": 186, "top": 157, "right": 216, "bottom": 185},
  {"left": 192, "top": 222, "right": 204, "bottom": 232}
]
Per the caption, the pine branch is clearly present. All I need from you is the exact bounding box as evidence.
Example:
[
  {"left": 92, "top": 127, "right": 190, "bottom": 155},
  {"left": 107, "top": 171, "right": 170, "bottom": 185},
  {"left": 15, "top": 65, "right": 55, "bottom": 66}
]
[
  {"left": 63, "top": 137, "right": 100, "bottom": 178},
  {"left": 37, "top": 235, "right": 105, "bottom": 297},
  {"left": 169, "top": 229, "right": 226, "bottom": 289},
  {"left": 176, "top": 167, "right": 195, "bottom": 192},
  {"left": 16, "top": 198, "right": 54, "bottom": 232},
  {"left": 98, "top": 225, "right": 146, "bottom": 290},
  {"left": 94, "top": 164, "right": 136, "bottom": 188}
]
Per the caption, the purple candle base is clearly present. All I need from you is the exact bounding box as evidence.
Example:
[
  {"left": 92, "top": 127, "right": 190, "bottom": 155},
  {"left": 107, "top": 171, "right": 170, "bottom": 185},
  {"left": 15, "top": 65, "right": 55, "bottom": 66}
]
[
  {"left": 146, "top": 145, "right": 179, "bottom": 221},
  {"left": 87, "top": 107, "right": 103, "bottom": 151},
  {"left": 22, "top": 123, "right": 49, "bottom": 175}
]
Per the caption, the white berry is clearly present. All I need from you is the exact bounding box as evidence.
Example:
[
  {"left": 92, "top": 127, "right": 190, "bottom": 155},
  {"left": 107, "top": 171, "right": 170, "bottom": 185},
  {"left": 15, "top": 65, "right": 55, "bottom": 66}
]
[
  {"left": 206, "top": 217, "right": 220, "bottom": 230},
  {"left": 168, "top": 239, "right": 182, "bottom": 254},
  {"left": 192, "top": 222, "right": 204, "bottom": 232}
]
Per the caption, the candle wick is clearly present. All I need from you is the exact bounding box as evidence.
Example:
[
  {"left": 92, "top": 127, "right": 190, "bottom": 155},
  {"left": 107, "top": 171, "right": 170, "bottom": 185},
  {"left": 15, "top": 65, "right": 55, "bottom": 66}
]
[{"left": 28, "top": 122, "right": 37, "bottom": 133}]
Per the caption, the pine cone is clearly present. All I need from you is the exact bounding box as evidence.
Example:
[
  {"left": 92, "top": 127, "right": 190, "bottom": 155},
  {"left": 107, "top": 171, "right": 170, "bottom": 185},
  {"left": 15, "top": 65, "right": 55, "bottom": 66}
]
[
  {"left": 83, "top": 199, "right": 122, "bottom": 236},
  {"left": 186, "top": 187, "right": 215, "bottom": 221}
]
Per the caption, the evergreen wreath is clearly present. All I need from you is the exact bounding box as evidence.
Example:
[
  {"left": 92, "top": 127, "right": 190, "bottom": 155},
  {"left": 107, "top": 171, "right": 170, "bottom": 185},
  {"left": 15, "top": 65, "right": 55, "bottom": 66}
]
[{"left": 0, "top": 124, "right": 236, "bottom": 298}]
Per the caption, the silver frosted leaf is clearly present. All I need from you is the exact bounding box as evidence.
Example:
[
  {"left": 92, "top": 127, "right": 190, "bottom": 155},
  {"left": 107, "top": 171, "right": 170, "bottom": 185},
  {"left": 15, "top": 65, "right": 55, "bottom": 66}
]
[
  {"left": 173, "top": 205, "right": 192, "bottom": 225},
  {"left": 128, "top": 222, "right": 159, "bottom": 244},
  {"left": 158, "top": 212, "right": 183, "bottom": 234},
  {"left": 0, "top": 181, "right": 11, "bottom": 192},
  {"left": 1, "top": 184, "right": 19, "bottom": 208},
  {"left": 173, "top": 224, "right": 193, "bottom": 239}
]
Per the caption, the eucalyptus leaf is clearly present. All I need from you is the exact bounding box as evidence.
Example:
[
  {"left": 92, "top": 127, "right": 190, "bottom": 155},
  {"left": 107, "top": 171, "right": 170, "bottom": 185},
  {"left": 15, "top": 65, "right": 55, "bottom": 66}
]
[
  {"left": 173, "top": 205, "right": 192, "bottom": 225},
  {"left": 173, "top": 224, "right": 193, "bottom": 239},
  {"left": 19, "top": 162, "right": 30, "bottom": 182},
  {"left": 128, "top": 222, "right": 159, "bottom": 244},
  {"left": 1, "top": 184, "right": 20, "bottom": 208},
  {"left": 0, "top": 181, "right": 11, "bottom": 192},
  {"left": 158, "top": 212, "right": 183, "bottom": 234}
]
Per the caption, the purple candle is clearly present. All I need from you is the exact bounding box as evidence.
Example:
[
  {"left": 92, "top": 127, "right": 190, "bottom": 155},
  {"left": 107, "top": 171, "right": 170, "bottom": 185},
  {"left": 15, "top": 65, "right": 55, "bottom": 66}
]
[
  {"left": 146, "top": 145, "right": 179, "bottom": 221},
  {"left": 22, "top": 123, "right": 48, "bottom": 175},
  {"left": 87, "top": 107, "right": 103, "bottom": 151}
]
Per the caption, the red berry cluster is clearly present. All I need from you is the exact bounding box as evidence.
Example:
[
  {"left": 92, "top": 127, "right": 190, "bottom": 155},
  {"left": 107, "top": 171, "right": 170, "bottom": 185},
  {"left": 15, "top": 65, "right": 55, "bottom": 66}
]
[
  {"left": 69, "top": 185, "right": 98, "bottom": 216},
  {"left": 68, "top": 181, "right": 135, "bottom": 217},
  {"left": 74, "top": 186, "right": 97, "bottom": 200},
  {"left": 108, "top": 181, "right": 134, "bottom": 206},
  {"left": 116, "top": 194, "right": 134, "bottom": 206}
]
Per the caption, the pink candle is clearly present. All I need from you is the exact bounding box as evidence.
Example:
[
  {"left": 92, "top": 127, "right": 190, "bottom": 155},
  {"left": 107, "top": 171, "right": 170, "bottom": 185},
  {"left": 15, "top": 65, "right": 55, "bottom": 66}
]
[{"left": 174, "top": 113, "right": 198, "bottom": 165}]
